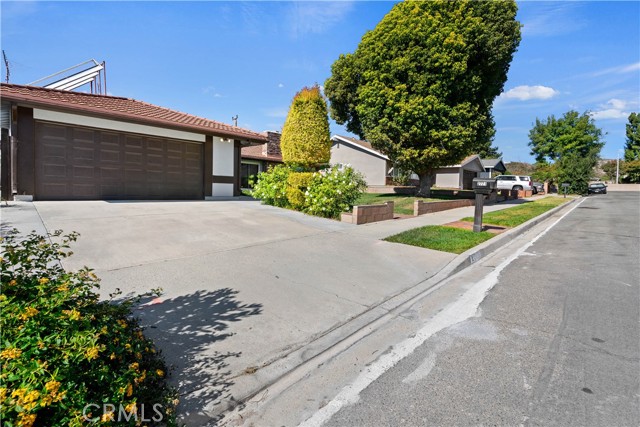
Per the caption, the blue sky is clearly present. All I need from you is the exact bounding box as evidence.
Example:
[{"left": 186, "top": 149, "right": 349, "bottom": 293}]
[{"left": 1, "top": 1, "right": 638, "bottom": 162}]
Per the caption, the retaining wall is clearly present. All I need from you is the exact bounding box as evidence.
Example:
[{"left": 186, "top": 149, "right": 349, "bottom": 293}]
[
  {"left": 341, "top": 201, "right": 394, "bottom": 225},
  {"left": 413, "top": 199, "right": 474, "bottom": 216}
]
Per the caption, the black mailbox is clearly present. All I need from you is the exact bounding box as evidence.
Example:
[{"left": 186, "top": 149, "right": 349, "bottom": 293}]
[{"left": 472, "top": 178, "right": 496, "bottom": 194}]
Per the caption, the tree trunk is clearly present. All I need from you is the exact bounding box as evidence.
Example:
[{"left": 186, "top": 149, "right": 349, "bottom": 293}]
[{"left": 416, "top": 172, "right": 435, "bottom": 197}]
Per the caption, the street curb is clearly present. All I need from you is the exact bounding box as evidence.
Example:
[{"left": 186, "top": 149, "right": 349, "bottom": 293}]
[
  {"left": 448, "top": 196, "right": 580, "bottom": 276},
  {"left": 211, "top": 196, "right": 582, "bottom": 422}
]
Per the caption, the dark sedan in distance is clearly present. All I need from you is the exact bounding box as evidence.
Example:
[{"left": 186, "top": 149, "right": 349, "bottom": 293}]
[{"left": 588, "top": 182, "right": 607, "bottom": 194}]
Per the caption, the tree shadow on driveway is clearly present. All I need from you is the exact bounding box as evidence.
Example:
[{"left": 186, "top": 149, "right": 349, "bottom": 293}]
[{"left": 132, "top": 288, "right": 262, "bottom": 424}]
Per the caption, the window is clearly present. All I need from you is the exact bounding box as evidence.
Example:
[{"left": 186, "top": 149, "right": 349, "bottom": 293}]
[{"left": 241, "top": 163, "right": 261, "bottom": 188}]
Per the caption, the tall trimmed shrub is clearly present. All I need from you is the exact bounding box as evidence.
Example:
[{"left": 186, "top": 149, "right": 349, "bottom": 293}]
[{"left": 280, "top": 85, "right": 331, "bottom": 169}]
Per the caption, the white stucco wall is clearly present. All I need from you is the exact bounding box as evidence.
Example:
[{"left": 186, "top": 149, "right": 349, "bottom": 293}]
[
  {"left": 33, "top": 109, "right": 206, "bottom": 143},
  {"left": 331, "top": 143, "right": 387, "bottom": 186},
  {"left": 212, "top": 183, "right": 234, "bottom": 197},
  {"left": 212, "top": 137, "right": 235, "bottom": 177}
]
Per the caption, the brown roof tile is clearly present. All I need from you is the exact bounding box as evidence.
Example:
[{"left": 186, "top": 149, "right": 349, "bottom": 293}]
[{"left": 0, "top": 83, "right": 267, "bottom": 142}]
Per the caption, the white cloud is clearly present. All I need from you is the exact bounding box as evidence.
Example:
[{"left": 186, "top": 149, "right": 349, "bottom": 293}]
[
  {"left": 589, "top": 98, "right": 636, "bottom": 120},
  {"left": 278, "top": 83, "right": 284, "bottom": 88},
  {"left": 288, "top": 1, "right": 354, "bottom": 38},
  {"left": 590, "top": 109, "right": 629, "bottom": 120},
  {"left": 500, "top": 85, "right": 560, "bottom": 101},
  {"left": 590, "top": 62, "right": 640, "bottom": 77}
]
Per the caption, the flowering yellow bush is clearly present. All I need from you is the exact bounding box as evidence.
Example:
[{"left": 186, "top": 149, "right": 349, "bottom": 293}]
[{"left": 0, "top": 230, "right": 178, "bottom": 426}]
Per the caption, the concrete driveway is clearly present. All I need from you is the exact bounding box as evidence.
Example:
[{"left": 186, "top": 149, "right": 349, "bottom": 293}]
[{"left": 22, "top": 199, "right": 456, "bottom": 424}]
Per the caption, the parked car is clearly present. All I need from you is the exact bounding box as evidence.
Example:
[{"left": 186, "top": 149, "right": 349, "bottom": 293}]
[
  {"left": 532, "top": 182, "right": 544, "bottom": 194},
  {"left": 495, "top": 175, "right": 533, "bottom": 191},
  {"left": 588, "top": 182, "right": 607, "bottom": 194}
]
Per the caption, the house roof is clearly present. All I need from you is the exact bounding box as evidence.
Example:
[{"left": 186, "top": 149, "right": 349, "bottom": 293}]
[
  {"left": 331, "top": 134, "right": 389, "bottom": 160},
  {"left": 0, "top": 83, "right": 267, "bottom": 143},
  {"left": 481, "top": 158, "right": 506, "bottom": 171},
  {"left": 241, "top": 143, "right": 283, "bottom": 163},
  {"left": 438, "top": 154, "right": 484, "bottom": 171}
]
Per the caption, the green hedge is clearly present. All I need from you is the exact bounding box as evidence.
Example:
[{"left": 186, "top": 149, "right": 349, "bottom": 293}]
[{"left": 252, "top": 165, "right": 367, "bottom": 219}]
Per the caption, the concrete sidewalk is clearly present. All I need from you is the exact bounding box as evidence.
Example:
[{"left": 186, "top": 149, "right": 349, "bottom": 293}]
[{"left": 0, "top": 196, "right": 554, "bottom": 425}]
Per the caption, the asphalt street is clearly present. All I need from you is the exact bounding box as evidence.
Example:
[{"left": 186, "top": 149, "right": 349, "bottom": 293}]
[{"left": 324, "top": 192, "right": 640, "bottom": 427}]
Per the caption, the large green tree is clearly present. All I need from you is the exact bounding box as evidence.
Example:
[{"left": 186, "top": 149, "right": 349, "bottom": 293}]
[
  {"left": 528, "top": 110, "right": 604, "bottom": 190},
  {"left": 324, "top": 0, "right": 521, "bottom": 196},
  {"left": 625, "top": 112, "right": 640, "bottom": 161},
  {"left": 280, "top": 85, "right": 331, "bottom": 169},
  {"left": 529, "top": 110, "right": 604, "bottom": 163}
]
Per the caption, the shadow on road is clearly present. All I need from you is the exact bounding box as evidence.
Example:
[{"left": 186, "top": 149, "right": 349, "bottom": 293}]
[{"left": 133, "top": 288, "right": 263, "bottom": 423}]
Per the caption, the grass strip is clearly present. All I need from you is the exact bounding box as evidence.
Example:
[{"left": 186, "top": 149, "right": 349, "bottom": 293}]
[
  {"left": 384, "top": 225, "right": 495, "bottom": 254},
  {"left": 461, "top": 196, "right": 568, "bottom": 227}
]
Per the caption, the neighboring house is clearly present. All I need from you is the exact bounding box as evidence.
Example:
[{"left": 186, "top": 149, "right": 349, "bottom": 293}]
[
  {"left": 480, "top": 158, "right": 506, "bottom": 177},
  {"left": 0, "top": 83, "right": 266, "bottom": 200},
  {"left": 330, "top": 135, "right": 392, "bottom": 186},
  {"left": 240, "top": 131, "right": 283, "bottom": 188},
  {"left": 434, "top": 154, "right": 484, "bottom": 190}
]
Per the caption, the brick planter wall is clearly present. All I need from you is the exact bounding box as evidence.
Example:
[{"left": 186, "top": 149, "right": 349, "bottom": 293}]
[
  {"left": 341, "top": 201, "right": 394, "bottom": 225},
  {"left": 413, "top": 199, "right": 474, "bottom": 216}
]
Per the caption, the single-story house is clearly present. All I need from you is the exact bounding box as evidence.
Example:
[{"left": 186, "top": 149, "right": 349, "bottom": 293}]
[
  {"left": 434, "top": 154, "right": 484, "bottom": 190},
  {"left": 240, "top": 131, "right": 283, "bottom": 188},
  {"left": 0, "top": 83, "right": 267, "bottom": 200},
  {"left": 330, "top": 135, "right": 392, "bottom": 186},
  {"left": 481, "top": 158, "right": 506, "bottom": 177}
]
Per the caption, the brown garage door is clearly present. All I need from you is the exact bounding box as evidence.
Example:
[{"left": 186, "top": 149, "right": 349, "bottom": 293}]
[{"left": 35, "top": 121, "right": 203, "bottom": 200}]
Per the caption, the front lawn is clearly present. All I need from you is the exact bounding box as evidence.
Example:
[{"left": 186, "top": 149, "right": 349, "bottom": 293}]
[
  {"left": 461, "top": 196, "right": 568, "bottom": 227},
  {"left": 384, "top": 226, "right": 495, "bottom": 254},
  {"left": 355, "top": 193, "right": 451, "bottom": 215}
]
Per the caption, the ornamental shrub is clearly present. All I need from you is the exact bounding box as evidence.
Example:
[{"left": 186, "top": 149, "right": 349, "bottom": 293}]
[
  {"left": 0, "top": 230, "right": 178, "bottom": 427},
  {"left": 280, "top": 85, "right": 331, "bottom": 168},
  {"left": 251, "top": 164, "right": 291, "bottom": 208},
  {"left": 286, "top": 172, "right": 315, "bottom": 210},
  {"left": 304, "top": 165, "right": 367, "bottom": 218}
]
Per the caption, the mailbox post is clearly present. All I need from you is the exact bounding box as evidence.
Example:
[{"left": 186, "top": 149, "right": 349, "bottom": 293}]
[
  {"left": 561, "top": 182, "right": 570, "bottom": 198},
  {"left": 472, "top": 178, "right": 496, "bottom": 233}
]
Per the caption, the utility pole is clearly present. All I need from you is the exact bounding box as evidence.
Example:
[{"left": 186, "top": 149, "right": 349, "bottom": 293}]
[{"left": 2, "top": 50, "right": 10, "bottom": 83}]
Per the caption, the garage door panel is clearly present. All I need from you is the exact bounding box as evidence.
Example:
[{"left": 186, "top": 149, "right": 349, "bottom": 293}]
[
  {"left": 125, "top": 152, "right": 143, "bottom": 165},
  {"left": 147, "top": 153, "right": 164, "bottom": 166},
  {"left": 72, "top": 128, "right": 94, "bottom": 144},
  {"left": 99, "top": 166, "right": 122, "bottom": 180},
  {"left": 35, "top": 122, "right": 203, "bottom": 200},
  {"left": 39, "top": 122, "right": 67, "bottom": 140},
  {"left": 100, "top": 149, "right": 121, "bottom": 163},
  {"left": 147, "top": 138, "right": 164, "bottom": 150},
  {"left": 73, "top": 165, "right": 94, "bottom": 179},
  {"left": 185, "top": 158, "right": 201, "bottom": 170},
  {"left": 71, "top": 184, "right": 97, "bottom": 198},
  {"left": 40, "top": 183, "right": 69, "bottom": 198},
  {"left": 43, "top": 164, "right": 68, "bottom": 178},
  {"left": 125, "top": 135, "right": 143, "bottom": 149},
  {"left": 73, "top": 146, "right": 94, "bottom": 161},
  {"left": 40, "top": 142, "right": 67, "bottom": 160}
]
